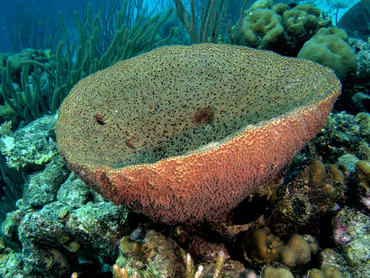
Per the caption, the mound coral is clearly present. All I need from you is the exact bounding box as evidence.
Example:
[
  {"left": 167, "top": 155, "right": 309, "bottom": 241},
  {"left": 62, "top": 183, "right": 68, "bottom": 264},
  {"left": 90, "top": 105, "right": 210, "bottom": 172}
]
[
  {"left": 297, "top": 27, "right": 358, "bottom": 83},
  {"left": 243, "top": 227, "right": 318, "bottom": 267},
  {"left": 308, "top": 266, "right": 344, "bottom": 278},
  {"left": 56, "top": 43, "right": 341, "bottom": 224},
  {"left": 262, "top": 266, "right": 294, "bottom": 278}
]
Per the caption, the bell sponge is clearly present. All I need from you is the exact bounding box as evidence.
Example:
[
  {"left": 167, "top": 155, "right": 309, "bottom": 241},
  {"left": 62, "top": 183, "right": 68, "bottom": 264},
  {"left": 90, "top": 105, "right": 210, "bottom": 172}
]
[{"left": 56, "top": 43, "right": 341, "bottom": 224}]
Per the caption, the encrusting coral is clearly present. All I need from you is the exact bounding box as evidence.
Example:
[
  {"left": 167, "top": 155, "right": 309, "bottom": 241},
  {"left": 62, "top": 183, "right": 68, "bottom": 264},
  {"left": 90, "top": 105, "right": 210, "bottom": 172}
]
[
  {"left": 332, "top": 207, "right": 370, "bottom": 277},
  {"left": 56, "top": 43, "right": 341, "bottom": 224}
]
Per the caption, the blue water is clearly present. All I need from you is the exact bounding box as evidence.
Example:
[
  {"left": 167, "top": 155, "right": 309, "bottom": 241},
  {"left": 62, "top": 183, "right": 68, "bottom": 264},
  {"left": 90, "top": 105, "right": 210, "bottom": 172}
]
[
  {"left": 0, "top": 0, "right": 84, "bottom": 53},
  {"left": 1, "top": 0, "right": 163, "bottom": 53},
  {"left": 0, "top": 0, "right": 363, "bottom": 53}
]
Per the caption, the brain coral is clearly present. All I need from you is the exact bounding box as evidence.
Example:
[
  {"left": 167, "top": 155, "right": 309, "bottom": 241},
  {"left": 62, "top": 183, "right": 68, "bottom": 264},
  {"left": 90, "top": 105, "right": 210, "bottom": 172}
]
[
  {"left": 238, "top": 8, "right": 284, "bottom": 50},
  {"left": 56, "top": 43, "right": 341, "bottom": 224}
]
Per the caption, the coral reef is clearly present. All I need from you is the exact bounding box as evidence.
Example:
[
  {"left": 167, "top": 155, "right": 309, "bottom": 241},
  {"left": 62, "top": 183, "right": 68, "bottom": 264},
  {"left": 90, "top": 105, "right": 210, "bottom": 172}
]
[
  {"left": 56, "top": 43, "right": 340, "bottom": 224},
  {"left": 116, "top": 230, "right": 249, "bottom": 278},
  {"left": 328, "top": 207, "right": 370, "bottom": 278},
  {"left": 56, "top": 173, "right": 94, "bottom": 209},
  {"left": 0, "top": 86, "right": 363, "bottom": 277},
  {"left": 282, "top": 4, "right": 327, "bottom": 53},
  {"left": 355, "top": 112, "right": 370, "bottom": 136},
  {"left": 0, "top": 1, "right": 369, "bottom": 278},
  {"left": 0, "top": 117, "right": 132, "bottom": 277},
  {"left": 355, "top": 160, "right": 370, "bottom": 194},
  {"left": 319, "top": 249, "right": 351, "bottom": 277},
  {"left": 333, "top": 206, "right": 370, "bottom": 247},
  {"left": 5, "top": 49, "right": 53, "bottom": 75},
  {"left": 0, "top": 112, "right": 361, "bottom": 277},
  {"left": 234, "top": 2, "right": 361, "bottom": 86},
  {"left": 354, "top": 160, "right": 370, "bottom": 218},
  {"left": 311, "top": 111, "right": 370, "bottom": 162}
]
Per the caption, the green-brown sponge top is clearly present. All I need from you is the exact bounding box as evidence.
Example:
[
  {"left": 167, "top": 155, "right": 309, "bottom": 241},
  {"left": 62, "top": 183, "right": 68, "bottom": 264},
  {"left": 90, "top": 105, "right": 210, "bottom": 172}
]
[{"left": 56, "top": 43, "right": 339, "bottom": 169}]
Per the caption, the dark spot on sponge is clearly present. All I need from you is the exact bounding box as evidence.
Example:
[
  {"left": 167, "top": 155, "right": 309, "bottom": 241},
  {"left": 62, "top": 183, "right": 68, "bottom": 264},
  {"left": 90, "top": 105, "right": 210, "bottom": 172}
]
[
  {"left": 191, "top": 107, "right": 214, "bottom": 126},
  {"left": 93, "top": 114, "right": 106, "bottom": 125}
]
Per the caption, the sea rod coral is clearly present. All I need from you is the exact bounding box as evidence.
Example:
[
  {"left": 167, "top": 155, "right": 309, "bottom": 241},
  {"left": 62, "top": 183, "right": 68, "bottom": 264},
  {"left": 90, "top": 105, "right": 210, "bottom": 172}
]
[{"left": 56, "top": 43, "right": 341, "bottom": 224}]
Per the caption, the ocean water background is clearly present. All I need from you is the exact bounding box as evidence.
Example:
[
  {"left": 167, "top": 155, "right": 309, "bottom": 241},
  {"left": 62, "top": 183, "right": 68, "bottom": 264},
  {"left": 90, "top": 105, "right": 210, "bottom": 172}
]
[
  {"left": 0, "top": 0, "right": 362, "bottom": 54},
  {"left": 0, "top": 0, "right": 84, "bottom": 53},
  {"left": 0, "top": 0, "right": 164, "bottom": 54}
]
